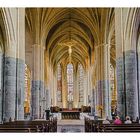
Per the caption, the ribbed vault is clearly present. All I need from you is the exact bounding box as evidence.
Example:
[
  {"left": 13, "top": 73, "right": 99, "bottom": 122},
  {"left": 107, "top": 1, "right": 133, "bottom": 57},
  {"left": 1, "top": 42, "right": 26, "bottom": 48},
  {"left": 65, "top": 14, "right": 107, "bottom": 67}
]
[{"left": 25, "top": 8, "right": 115, "bottom": 72}]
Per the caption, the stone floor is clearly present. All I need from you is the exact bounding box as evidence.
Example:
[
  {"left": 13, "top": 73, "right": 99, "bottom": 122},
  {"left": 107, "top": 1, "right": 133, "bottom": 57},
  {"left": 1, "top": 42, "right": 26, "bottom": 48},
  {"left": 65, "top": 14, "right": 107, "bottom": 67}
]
[{"left": 57, "top": 119, "right": 85, "bottom": 133}]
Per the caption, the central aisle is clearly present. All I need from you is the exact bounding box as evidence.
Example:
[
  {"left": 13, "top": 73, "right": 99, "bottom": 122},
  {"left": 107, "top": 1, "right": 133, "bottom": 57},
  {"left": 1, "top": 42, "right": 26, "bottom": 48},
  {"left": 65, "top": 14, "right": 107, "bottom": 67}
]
[{"left": 57, "top": 119, "right": 85, "bottom": 133}]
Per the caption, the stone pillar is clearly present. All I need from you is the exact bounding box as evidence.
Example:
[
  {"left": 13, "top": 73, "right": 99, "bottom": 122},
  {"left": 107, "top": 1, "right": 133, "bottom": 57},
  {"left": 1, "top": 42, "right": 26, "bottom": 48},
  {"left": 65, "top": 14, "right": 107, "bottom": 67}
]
[
  {"left": 16, "top": 59, "right": 25, "bottom": 120},
  {"left": 39, "top": 46, "right": 45, "bottom": 118},
  {"left": 0, "top": 53, "right": 3, "bottom": 122},
  {"left": 95, "top": 82, "right": 99, "bottom": 116},
  {"left": 138, "top": 45, "right": 140, "bottom": 117},
  {"left": 89, "top": 69, "right": 93, "bottom": 109},
  {"left": 31, "top": 45, "right": 45, "bottom": 119},
  {"left": 95, "top": 46, "right": 102, "bottom": 117},
  {"left": 83, "top": 72, "right": 88, "bottom": 106},
  {"left": 76, "top": 71, "right": 80, "bottom": 108},
  {"left": 49, "top": 67, "right": 57, "bottom": 106},
  {"left": 116, "top": 56, "right": 125, "bottom": 119},
  {"left": 125, "top": 50, "right": 138, "bottom": 119},
  {"left": 87, "top": 70, "right": 91, "bottom": 106},
  {"left": 4, "top": 56, "right": 16, "bottom": 122},
  {"left": 115, "top": 8, "right": 139, "bottom": 120},
  {"left": 95, "top": 44, "right": 111, "bottom": 119},
  {"left": 91, "top": 88, "right": 95, "bottom": 115},
  {"left": 53, "top": 74, "right": 57, "bottom": 106},
  {"left": 39, "top": 81, "right": 45, "bottom": 118},
  {"left": 73, "top": 70, "right": 79, "bottom": 108},
  {"left": 31, "top": 44, "right": 42, "bottom": 119},
  {"left": 62, "top": 67, "right": 67, "bottom": 108},
  {"left": 15, "top": 8, "right": 25, "bottom": 120},
  {"left": 102, "top": 44, "right": 111, "bottom": 119},
  {"left": 46, "top": 88, "right": 51, "bottom": 109},
  {"left": 115, "top": 8, "right": 126, "bottom": 120}
]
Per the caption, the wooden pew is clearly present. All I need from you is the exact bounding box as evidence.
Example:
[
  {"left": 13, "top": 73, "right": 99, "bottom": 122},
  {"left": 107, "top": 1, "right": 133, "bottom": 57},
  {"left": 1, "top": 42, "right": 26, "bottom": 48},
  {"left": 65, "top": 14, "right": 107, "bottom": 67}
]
[
  {"left": 0, "top": 118, "right": 57, "bottom": 133},
  {"left": 84, "top": 117, "right": 101, "bottom": 132},
  {"left": 0, "top": 128, "right": 37, "bottom": 133},
  {"left": 98, "top": 124, "right": 140, "bottom": 132},
  {"left": 84, "top": 117, "right": 140, "bottom": 132}
]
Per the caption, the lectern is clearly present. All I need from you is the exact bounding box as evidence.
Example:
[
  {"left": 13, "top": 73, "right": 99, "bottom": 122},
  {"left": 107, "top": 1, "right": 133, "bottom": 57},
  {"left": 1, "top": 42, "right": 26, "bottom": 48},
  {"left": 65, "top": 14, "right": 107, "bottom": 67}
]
[{"left": 45, "top": 110, "right": 50, "bottom": 120}]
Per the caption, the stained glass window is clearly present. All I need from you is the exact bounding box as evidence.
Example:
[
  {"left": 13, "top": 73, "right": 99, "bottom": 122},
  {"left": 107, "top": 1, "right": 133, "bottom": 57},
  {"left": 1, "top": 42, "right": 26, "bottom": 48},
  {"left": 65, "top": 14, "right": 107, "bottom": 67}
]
[
  {"left": 110, "top": 64, "right": 114, "bottom": 98},
  {"left": 67, "top": 63, "right": 73, "bottom": 101},
  {"left": 57, "top": 64, "right": 62, "bottom": 102},
  {"left": 78, "top": 63, "right": 84, "bottom": 102}
]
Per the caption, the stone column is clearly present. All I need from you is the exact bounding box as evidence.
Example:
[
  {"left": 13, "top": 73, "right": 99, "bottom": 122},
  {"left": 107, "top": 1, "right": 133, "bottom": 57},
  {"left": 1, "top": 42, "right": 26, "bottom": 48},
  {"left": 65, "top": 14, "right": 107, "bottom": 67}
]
[
  {"left": 95, "top": 44, "right": 111, "bottom": 119},
  {"left": 137, "top": 40, "right": 140, "bottom": 117},
  {"left": 116, "top": 60, "right": 125, "bottom": 113},
  {"left": 16, "top": 8, "right": 25, "bottom": 120},
  {"left": 4, "top": 56, "right": 16, "bottom": 122},
  {"left": 45, "top": 87, "right": 50, "bottom": 109},
  {"left": 62, "top": 67, "right": 67, "bottom": 108},
  {"left": 53, "top": 74, "right": 57, "bottom": 106},
  {"left": 16, "top": 59, "right": 25, "bottom": 120},
  {"left": 48, "top": 67, "right": 53, "bottom": 106},
  {"left": 89, "top": 69, "right": 93, "bottom": 109},
  {"left": 83, "top": 71, "right": 88, "bottom": 106},
  {"left": 31, "top": 44, "right": 43, "bottom": 119},
  {"left": 91, "top": 88, "right": 95, "bottom": 115},
  {"left": 115, "top": 8, "right": 127, "bottom": 120},
  {"left": 76, "top": 70, "right": 80, "bottom": 108},
  {"left": 94, "top": 85, "right": 98, "bottom": 116},
  {"left": 96, "top": 46, "right": 103, "bottom": 117},
  {"left": 49, "top": 67, "right": 57, "bottom": 106},
  {"left": 73, "top": 69, "right": 79, "bottom": 108},
  {"left": 102, "top": 44, "right": 112, "bottom": 119},
  {"left": 116, "top": 56, "right": 125, "bottom": 119},
  {"left": 0, "top": 53, "right": 3, "bottom": 122},
  {"left": 125, "top": 50, "right": 139, "bottom": 119},
  {"left": 31, "top": 45, "right": 45, "bottom": 119},
  {"left": 87, "top": 70, "right": 91, "bottom": 106},
  {"left": 39, "top": 46, "right": 45, "bottom": 118},
  {"left": 39, "top": 81, "right": 45, "bottom": 118}
]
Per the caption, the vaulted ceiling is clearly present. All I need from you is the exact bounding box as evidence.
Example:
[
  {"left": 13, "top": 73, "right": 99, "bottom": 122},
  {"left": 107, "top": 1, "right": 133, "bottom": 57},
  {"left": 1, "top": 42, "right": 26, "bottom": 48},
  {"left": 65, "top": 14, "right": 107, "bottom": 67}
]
[{"left": 25, "top": 8, "right": 115, "bottom": 70}]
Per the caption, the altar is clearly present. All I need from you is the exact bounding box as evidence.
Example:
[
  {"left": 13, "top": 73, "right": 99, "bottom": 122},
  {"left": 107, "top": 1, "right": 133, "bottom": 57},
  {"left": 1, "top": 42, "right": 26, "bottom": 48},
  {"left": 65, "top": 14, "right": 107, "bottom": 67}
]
[{"left": 60, "top": 109, "right": 80, "bottom": 119}]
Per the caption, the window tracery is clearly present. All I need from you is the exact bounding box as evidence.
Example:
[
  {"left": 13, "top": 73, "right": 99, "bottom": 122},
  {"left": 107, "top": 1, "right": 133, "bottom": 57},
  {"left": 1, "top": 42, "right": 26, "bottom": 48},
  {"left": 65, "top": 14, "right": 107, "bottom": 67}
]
[{"left": 67, "top": 63, "right": 73, "bottom": 101}]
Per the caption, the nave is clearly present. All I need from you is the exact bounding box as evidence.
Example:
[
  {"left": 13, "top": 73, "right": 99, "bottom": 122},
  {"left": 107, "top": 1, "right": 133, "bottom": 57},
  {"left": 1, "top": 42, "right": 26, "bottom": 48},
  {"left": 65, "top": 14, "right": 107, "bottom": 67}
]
[{"left": 1, "top": 8, "right": 140, "bottom": 133}]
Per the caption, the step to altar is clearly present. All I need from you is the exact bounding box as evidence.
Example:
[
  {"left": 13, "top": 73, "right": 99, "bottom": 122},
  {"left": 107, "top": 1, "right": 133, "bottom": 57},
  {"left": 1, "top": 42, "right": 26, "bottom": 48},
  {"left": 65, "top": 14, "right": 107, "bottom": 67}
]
[{"left": 57, "top": 119, "right": 85, "bottom": 132}]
